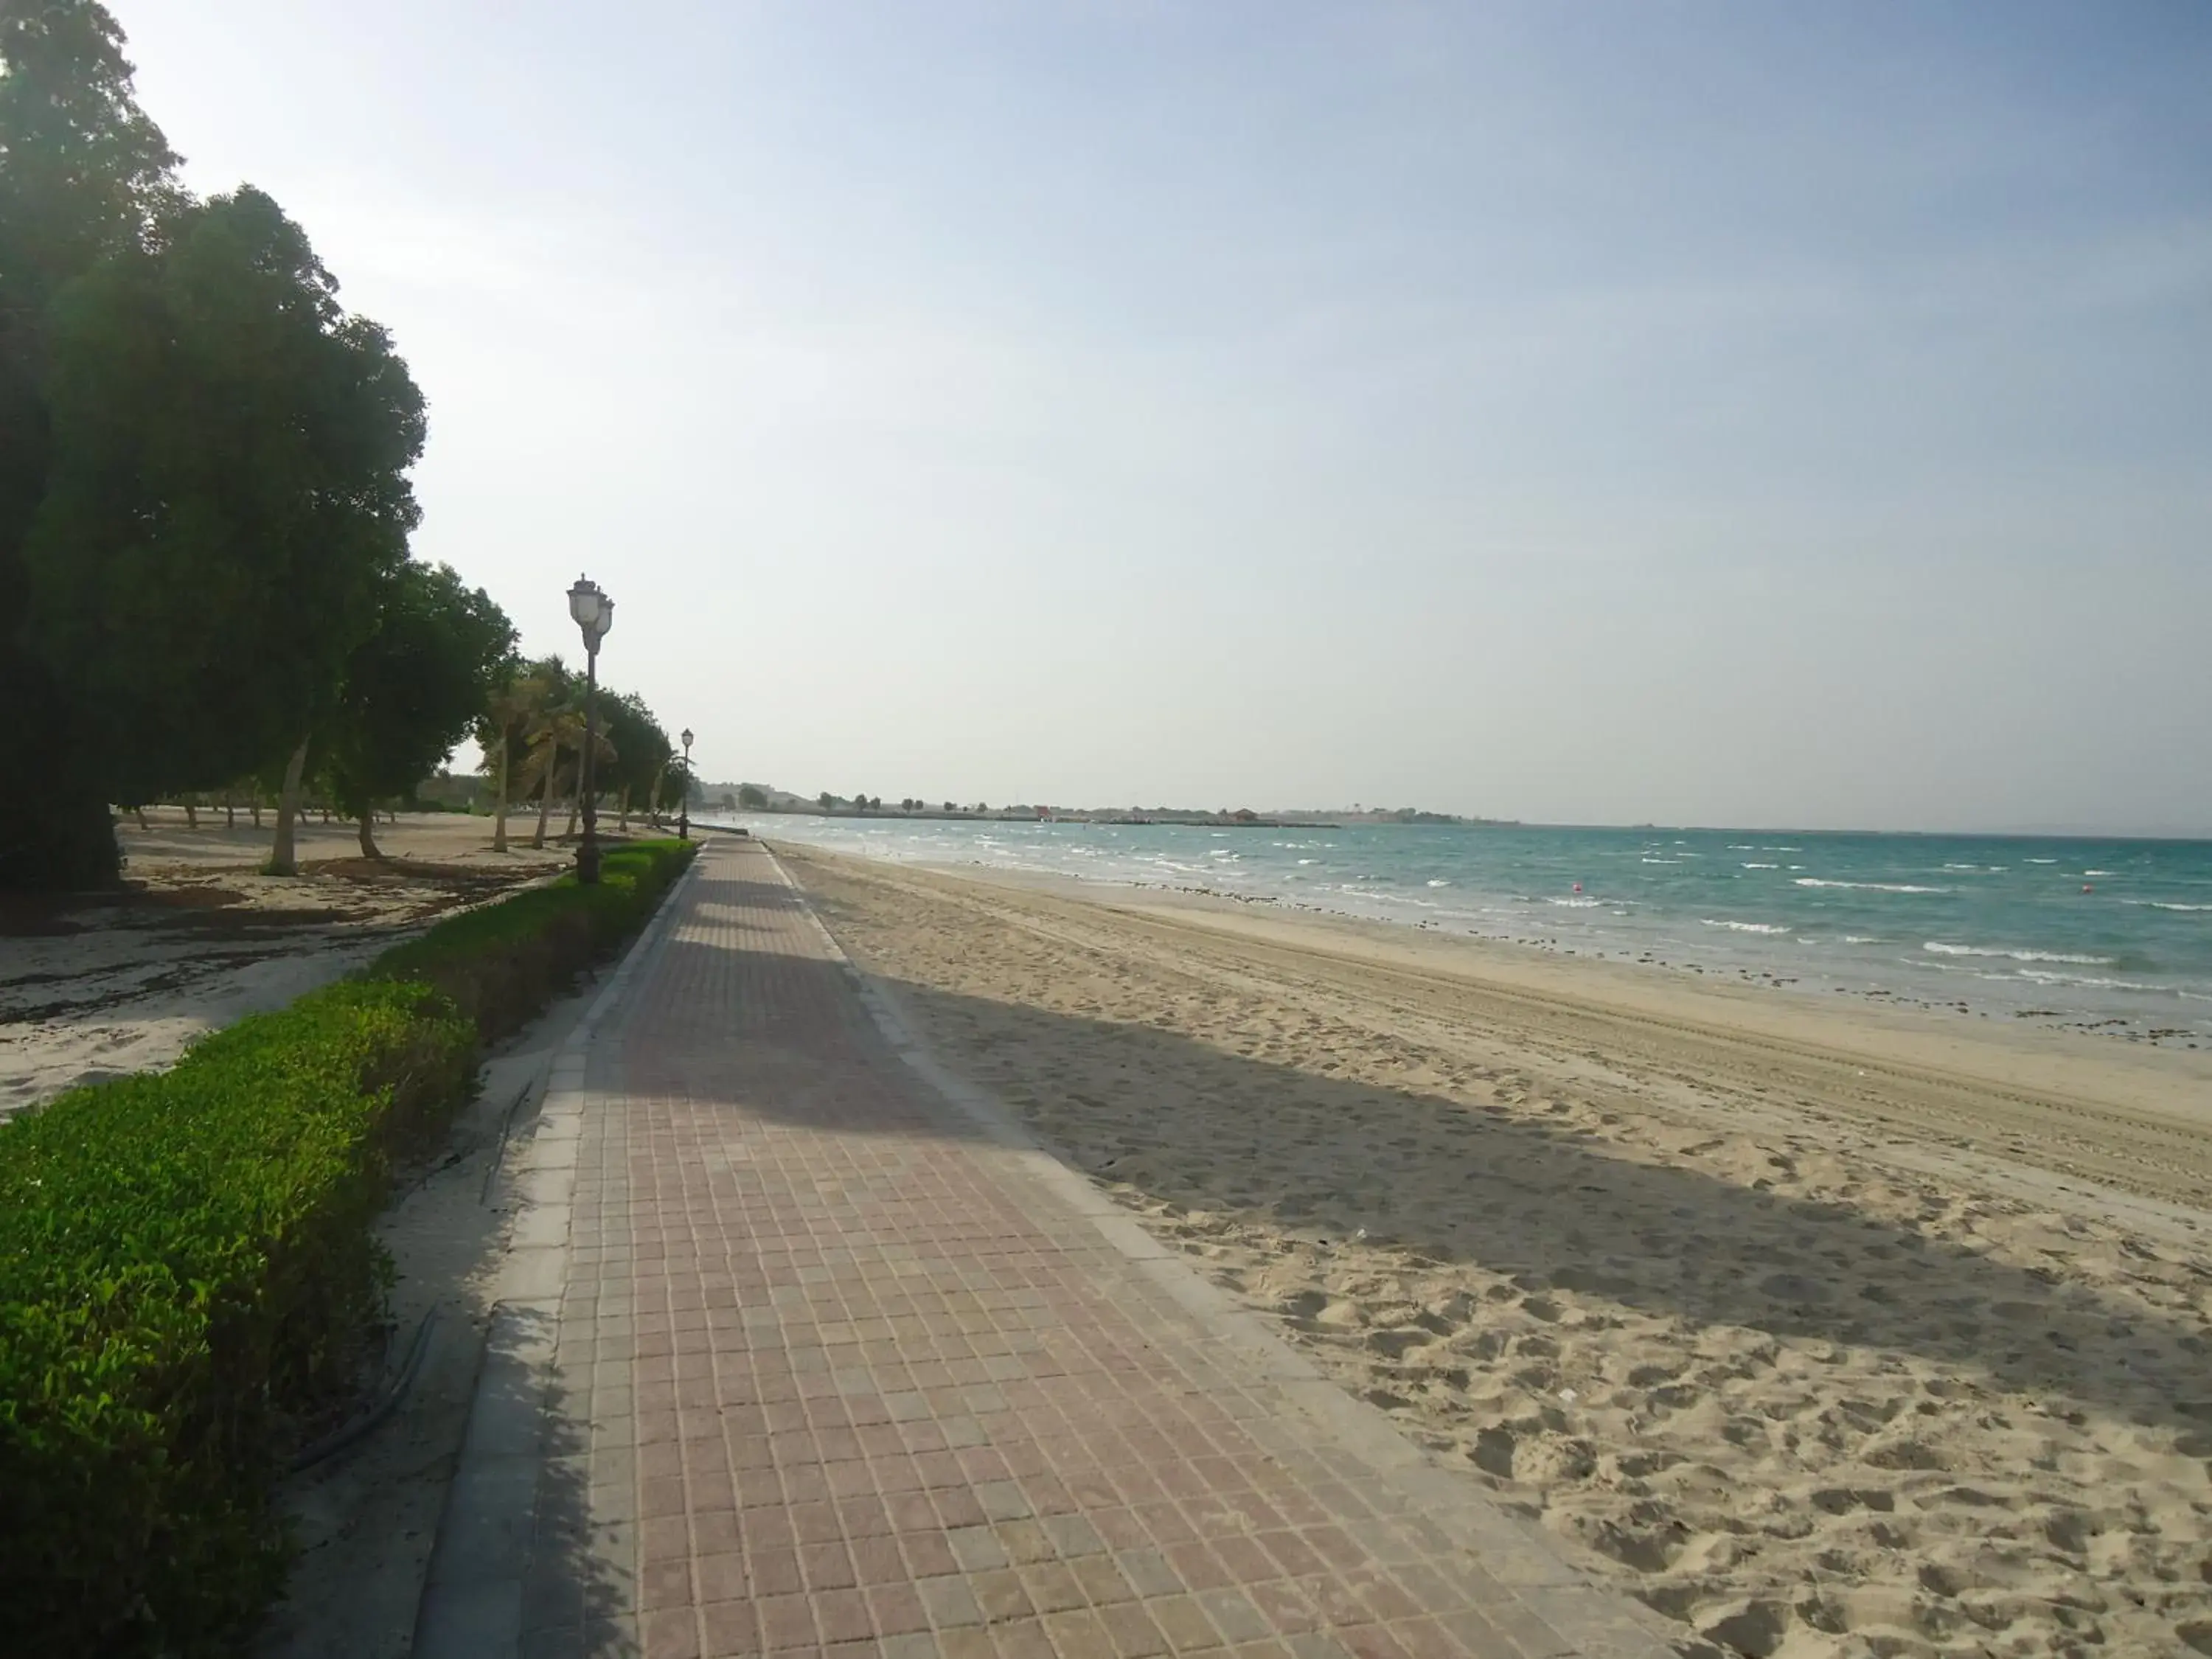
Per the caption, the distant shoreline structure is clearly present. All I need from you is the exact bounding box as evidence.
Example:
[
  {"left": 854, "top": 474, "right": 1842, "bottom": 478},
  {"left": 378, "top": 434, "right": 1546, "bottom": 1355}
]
[
  {"left": 691, "top": 787, "right": 2203, "bottom": 843},
  {"left": 697, "top": 786, "right": 1523, "bottom": 831}
]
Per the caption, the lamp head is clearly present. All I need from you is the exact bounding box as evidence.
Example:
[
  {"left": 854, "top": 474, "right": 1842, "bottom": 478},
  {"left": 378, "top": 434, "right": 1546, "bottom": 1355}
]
[
  {"left": 681, "top": 728, "right": 694, "bottom": 751},
  {"left": 567, "top": 575, "right": 605, "bottom": 633}
]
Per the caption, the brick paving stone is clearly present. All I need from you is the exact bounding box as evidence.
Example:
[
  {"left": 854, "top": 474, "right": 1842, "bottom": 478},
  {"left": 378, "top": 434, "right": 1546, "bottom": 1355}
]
[{"left": 425, "top": 841, "right": 1671, "bottom": 1659}]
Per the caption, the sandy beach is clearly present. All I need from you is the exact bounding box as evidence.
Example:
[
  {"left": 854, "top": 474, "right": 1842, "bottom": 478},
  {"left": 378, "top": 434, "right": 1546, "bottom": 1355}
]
[
  {"left": 780, "top": 843, "right": 2212, "bottom": 1659},
  {"left": 0, "top": 810, "right": 592, "bottom": 1119}
]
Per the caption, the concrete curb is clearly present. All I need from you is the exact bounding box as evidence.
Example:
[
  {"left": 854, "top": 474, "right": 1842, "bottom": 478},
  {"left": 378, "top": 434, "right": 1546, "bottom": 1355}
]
[
  {"left": 412, "top": 849, "right": 705, "bottom": 1659},
  {"left": 762, "top": 845, "right": 1680, "bottom": 1659}
]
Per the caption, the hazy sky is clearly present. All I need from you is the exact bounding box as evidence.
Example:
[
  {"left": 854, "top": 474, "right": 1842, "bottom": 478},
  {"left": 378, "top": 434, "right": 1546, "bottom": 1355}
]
[{"left": 125, "top": 3, "right": 2211, "bottom": 833}]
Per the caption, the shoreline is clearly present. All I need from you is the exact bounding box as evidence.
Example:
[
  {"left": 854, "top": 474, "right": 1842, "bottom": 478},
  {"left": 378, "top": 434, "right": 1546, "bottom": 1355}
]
[
  {"left": 696, "top": 815, "right": 2212, "bottom": 1054},
  {"left": 802, "top": 846, "right": 2212, "bottom": 1218},
  {"left": 810, "top": 840, "right": 2212, "bottom": 1088}
]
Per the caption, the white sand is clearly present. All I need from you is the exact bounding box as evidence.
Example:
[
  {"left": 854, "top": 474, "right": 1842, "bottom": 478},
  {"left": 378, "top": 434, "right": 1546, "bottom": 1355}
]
[{"left": 785, "top": 845, "right": 2212, "bottom": 1659}]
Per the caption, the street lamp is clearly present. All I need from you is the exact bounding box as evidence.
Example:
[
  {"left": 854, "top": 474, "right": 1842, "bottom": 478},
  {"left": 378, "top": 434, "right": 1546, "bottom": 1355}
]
[
  {"left": 678, "top": 728, "right": 694, "bottom": 841},
  {"left": 567, "top": 574, "right": 613, "bottom": 884}
]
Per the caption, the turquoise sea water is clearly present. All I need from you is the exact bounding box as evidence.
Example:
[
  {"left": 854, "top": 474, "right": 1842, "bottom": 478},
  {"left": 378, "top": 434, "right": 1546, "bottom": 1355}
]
[{"left": 709, "top": 815, "right": 2212, "bottom": 1048}]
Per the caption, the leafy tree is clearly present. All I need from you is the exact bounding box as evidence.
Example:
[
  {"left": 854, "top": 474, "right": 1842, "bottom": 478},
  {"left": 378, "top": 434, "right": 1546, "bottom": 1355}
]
[
  {"left": 943, "top": 801, "right": 956, "bottom": 813},
  {"left": 0, "top": 0, "right": 181, "bottom": 887},
  {"left": 817, "top": 791, "right": 832, "bottom": 813},
  {"left": 24, "top": 184, "right": 426, "bottom": 876},
  {"left": 316, "top": 563, "right": 513, "bottom": 858},
  {"left": 737, "top": 783, "right": 767, "bottom": 810},
  {"left": 599, "top": 690, "right": 670, "bottom": 830}
]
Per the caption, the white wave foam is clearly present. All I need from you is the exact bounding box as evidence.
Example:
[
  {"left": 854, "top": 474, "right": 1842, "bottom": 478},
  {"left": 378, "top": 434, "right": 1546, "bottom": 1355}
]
[
  {"left": 1641, "top": 857, "right": 1682, "bottom": 864},
  {"left": 1843, "top": 935, "right": 1882, "bottom": 945},
  {"left": 1702, "top": 919, "right": 1791, "bottom": 933},
  {"left": 1548, "top": 897, "right": 1604, "bottom": 908},
  {"left": 2015, "top": 968, "right": 2160, "bottom": 991},
  {"left": 2083, "top": 870, "right": 2115, "bottom": 877},
  {"left": 1924, "top": 942, "right": 2116, "bottom": 966},
  {"left": 1795, "top": 878, "right": 1947, "bottom": 894},
  {"left": 2026, "top": 858, "right": 2057, "bottom": 864},
  {"left": 2149, "top": 901, "right": 2212, "bottom": 913},
  {"left": 1427, "top": 878, "right": 1451, "bottom": 888},
  {"left": 1741, "top": 862, "right": 1778, "bottom": 869}
]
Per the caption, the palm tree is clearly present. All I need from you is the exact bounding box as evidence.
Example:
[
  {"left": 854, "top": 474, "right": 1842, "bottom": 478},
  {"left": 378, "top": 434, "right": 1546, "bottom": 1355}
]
[
  {"left": 522, "top": 705, "right": 585, "bottom": 849},
  {"left": 560, "top": 720, "right": 617, "bottom": 841},
  {"left": 478, "top": 665, "right": 554, "bottom": 853},
  {"left": 516, "top": 695, "right": 619, "bottom": 849}
]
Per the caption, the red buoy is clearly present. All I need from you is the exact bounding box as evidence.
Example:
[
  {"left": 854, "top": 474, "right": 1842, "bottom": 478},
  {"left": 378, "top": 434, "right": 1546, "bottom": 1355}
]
[
  {"left": 1573, "top": 882, "right": 1583, "bottom": 893},
  {"left": 2082, "top": 883, "right": 2094, "bottom": 894}
]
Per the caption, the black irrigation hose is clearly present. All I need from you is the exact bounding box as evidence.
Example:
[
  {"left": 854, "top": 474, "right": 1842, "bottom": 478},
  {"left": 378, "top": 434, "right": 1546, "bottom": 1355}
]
[
  {"left": 290, "top": 1307, "right": 440, "bottom": 1472},
  {"left": 480, "top": 1078, "right": 538, "bottom": 1205}
]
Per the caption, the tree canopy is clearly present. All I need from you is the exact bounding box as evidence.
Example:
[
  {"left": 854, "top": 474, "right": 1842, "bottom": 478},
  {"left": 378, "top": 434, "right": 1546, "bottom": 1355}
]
[
  {"left": 26, "top": 187, "right": 428, "bottom": 807},
  {"left": 0, "top": 4, "right": 680, "bottom": 886},
  {"left": 317, "top": 562, "right": 515, "bottom": 851},
  {"left": 600, "top": 691, "right": 672, "bottom": 812},
  {"left": 0, "top": 0, "right": 180, "bottom": 886}
]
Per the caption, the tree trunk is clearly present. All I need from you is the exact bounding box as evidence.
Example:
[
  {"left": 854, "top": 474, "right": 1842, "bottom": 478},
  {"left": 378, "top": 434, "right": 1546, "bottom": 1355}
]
[
  {"left": 617, "top": 785, "right": 630, "bottom": 831},
  {"left": 131, "top": 806, "right": 149, "bottom": 830},
  {"left": 267, "top": 737, "right": 311, "bottom": 875},
  {"left": 646, "top": 762, "right": 666, "bottom": 827},
  {"left": 492, "top": 737, "right": 509, "bottom": 852},
  {"left": 224, "top": 790, "right": 235, "bottom": 829},
  {"left": 563, "top": 785, "right": 580, "bottom": 841},
  {"left": 183, "top": 796, "right": 197, "bottom": 830},
  {"left": 532, "top": 750, "right": 558, "bottom": 849},
  {"left": 358, "top": 810, "right": 382, "bottom": 859},
  {"left": 250, "top": 797, "right": 262, "bottom": 828}
]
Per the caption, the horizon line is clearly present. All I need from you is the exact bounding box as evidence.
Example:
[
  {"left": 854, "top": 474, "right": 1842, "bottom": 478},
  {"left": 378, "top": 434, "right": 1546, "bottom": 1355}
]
[{"left": 695, "top": 793, "right": 2211, "bottom": 845}]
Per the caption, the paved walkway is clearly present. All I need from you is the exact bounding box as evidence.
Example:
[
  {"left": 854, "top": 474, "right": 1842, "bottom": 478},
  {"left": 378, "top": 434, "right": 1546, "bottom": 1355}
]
[{"left": 416, "top": 840, "right": 1671, "bottom": 1659}]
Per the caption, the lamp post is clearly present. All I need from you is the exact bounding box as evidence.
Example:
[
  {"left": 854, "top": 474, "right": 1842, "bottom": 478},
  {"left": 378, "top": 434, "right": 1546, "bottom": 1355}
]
[
  {"left": 567, "top": 574, "right": 613, "bottom": 885},
  {"left": 678, "top": 728, "right": 694, "bottom": 841}
]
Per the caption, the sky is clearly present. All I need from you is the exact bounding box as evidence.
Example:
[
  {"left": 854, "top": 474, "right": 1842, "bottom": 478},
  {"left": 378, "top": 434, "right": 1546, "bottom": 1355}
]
[{"left": 121, "top": 2, "right": 2212, "bottom": 834}]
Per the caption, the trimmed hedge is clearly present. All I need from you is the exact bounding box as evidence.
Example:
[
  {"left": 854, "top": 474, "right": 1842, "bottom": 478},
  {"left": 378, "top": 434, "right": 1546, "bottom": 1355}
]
[
  {"left": 370, "top": 838, "right": 693, "bottom": 1043},
  {"left": 0, "top": 837, "right": 694, "bottom": 1656}
]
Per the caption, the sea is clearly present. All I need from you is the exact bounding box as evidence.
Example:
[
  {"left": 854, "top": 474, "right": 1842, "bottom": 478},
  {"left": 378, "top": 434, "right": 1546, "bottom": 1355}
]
[{"left": 702, "top": 815, "right": 2212, "bottom": 1049}]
